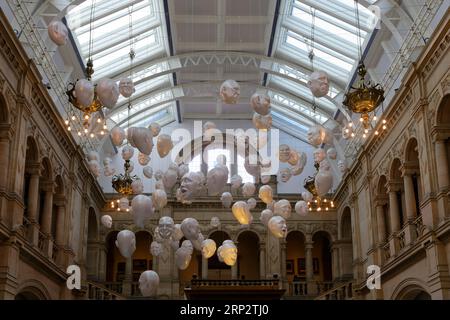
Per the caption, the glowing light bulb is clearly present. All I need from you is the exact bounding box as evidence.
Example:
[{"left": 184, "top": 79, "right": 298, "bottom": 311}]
[
  {"left": 364, "top": 129, "right": 369, "bottom": 134},
  {"left": 309, "top": 208, "right": 312, "bottom": 211},
  {"left": 348, "top": 122, "right": 353, "bottom": 128},
  {"left": 77, "top": 131, "right": 81, "bottom": 136},
  {"left": 116, "top": 199, "right": 120, "bottom": 203},
  {"left": 324, "top": 199, "right": 327, "bottom": 203},
  {"left": 126, "top": 208, "right": 130, "bottom": 212},
  {"left": 363, "top": 133, "right": 367, "bottom": 138},
  {"left": 383, "top": 125, "right": 387, "bottom": 130},
  {"left": 345, "top": 129, "right": 349, "bottom": 134},
  {"left": 317, "top": 207, "right": 322, "bottom": 211},
  {"left": 71, "top": 115, "right": 76, "bottom": 121},
  {"left": 84, "top": 114, "right": 90, "bottom": 120},
  {"left": 351, "top": 133, "right": 355, "bottom": 138},
  {"left": 315, "top": 199, "right": 318, "bottom": 203},
  {"left": 97, "top": 118, "right": 101, "bottom": 123},
  {"left": 100, "top": 130, "right": 105, "bottom": 135},
  {"left": 359, "top": 117, "right": 364, "bottom": 122},
  {"left": 84, "top": 128, "right": 88, "bottom": 134},
  {"left": 90, "top": 133, "right": 94, "bottom": 138},
  {"left": 67, "top": 126, "right": 71, "bottom": 131},
  {"left": 375, "top": 131, "right": 379, "bottom": 135},
  {"left": 325, "top": 207, "right": 329, "bottom": 211},
  {"left": 103, "top": 125, "right": 107, "bottom": 130},
  {"left": 64, "top": 119, "right": 69, "bottom": 125},
  {"left": 117, "top": 208, "right": 120, "bottom": 212},
  {"left": 382, "top": 119, "right": 387, "bottom": 124}
]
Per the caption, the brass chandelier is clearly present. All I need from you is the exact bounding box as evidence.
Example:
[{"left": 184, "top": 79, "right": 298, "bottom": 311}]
[
  {"left": 342, "top": 0, "right": 386, "bottom": 139},
  {"left": 112, "top": 160, "right": 139, "bottom": 196},
  {"left": 303, "top": 162, "right": 334, "bottom": 212}
]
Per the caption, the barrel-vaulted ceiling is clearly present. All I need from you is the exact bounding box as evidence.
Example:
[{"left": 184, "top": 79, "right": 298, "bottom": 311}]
[{"left": 62, "top": 0, "right": 378, "bottom": 142}]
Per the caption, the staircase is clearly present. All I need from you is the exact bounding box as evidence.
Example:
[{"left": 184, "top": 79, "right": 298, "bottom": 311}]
[{"left": 314, "top": 281, "right": 354, "bottom": 300}]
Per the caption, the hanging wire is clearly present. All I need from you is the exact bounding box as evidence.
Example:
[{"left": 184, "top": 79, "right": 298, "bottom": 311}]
[
  {"left": 126, "top": 0, "right": 135, "bottom": 142},
  {"left": 308, "top": 7, "right": 318, "bottom": 117},
  {"left": 354, "top": 0, "right": 363, "bottom": 62},
  {"left": 87, "top": 0, "right": 97, "bottom": 64}
]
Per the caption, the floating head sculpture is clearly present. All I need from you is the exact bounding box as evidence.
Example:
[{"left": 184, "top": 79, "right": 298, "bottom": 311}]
[
  {"left": 242, "top": 182, "right": 256, "bottom": 197},
  {"left": 307, "top": 125, "right": 327, "bottom": 146},
  {"left": 220, "top": 192, "right": 233, "bottom": 208},
  {"left": 149, "top": 122, "right": 161, "bottom": 137},
  {"left": 152, "top": 189, "right": 168, "bottom": 210},
  {"left": 111, "top": 127, "right": 126, "bottom": 146},
  {"left": 220, "top": 80, "right": 240, "bottom": 104},
  {"left": 115, "top": 230, "right": 136, "bottom": 258},
  {"left": 232, "top": 201, "right": 253, "bottom": 225},
  {"left": 217, "top": 240, "right": 238, "bottom": 266},
  {"left": 138, "top": 270, "right": 159, "bottom": 297},
  {"left": 48, "top": 20, "right": 68, "bottom": 46},
  {"left": 101, "top": 215, "right": 112, "bottom": 229},
  {"left": 157, "top": 134, "right": 173, "bottom": 158},
  {"left": 131, "top": 195, "right": 154, "bottom": 228},
  {"left": 119, "top": 78, "right": 135, "bottom": 98},
  {"left": 74, "top": 79, "right": 94, "bottom": 108},
  {"left": 201, "top": 239, "right": 217, "bottom": 259},
  {"left": 260, "top": 209, "right": 273, "bottom": 226},
  {"left": 307, "top": 70, "right": 330, "bottom": 98},
  {"left": 279, "top": 144, "right": 291, "bottom": 163},
  {"left": 268, "top": 216, "right": 288, "bottom": 239},
  {"left": 180, "top": 217, "right": 200, "bottom": 241},
  {"left": 258, "top": 185, "right": 273, "bottom": 204},
  {"left": 97, "top": 78, "right": 119, "bottom": 109},
  {"left": 295, "top": 201, "right": 308, "bottom": 217},
  {"left": 250, "top": 92, "right": 271, "bottom": 115},
  {"left": 158, "top": 216, "right": 174, "bottom": 240},
  {"left": 143, "top": 166, "right": 153, "bottom": 179},
  {"left": 274, "top": 199, "right": 292, "bottom": 219}
]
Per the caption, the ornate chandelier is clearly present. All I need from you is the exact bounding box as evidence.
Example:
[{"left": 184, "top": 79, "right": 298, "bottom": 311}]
[
  {"left": 342, "top": 0, "right": 386, "bottom": 140},
  {"left": 303, "top": 162, "right": 334, "bottom": 212},
  {"left": 343, "top": 62, "right": 385, "bottom": 129},
  {"left": 112, "top": 160, "right": 139, "bottom": 196}
]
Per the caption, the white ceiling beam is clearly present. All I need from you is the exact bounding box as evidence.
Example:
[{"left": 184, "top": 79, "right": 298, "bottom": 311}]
[
  {"left": 172, "top": 15, "right": 270, "bottom": 25},
  {"left": 176, "top": 42, "right": 266, "bottom": 52}
]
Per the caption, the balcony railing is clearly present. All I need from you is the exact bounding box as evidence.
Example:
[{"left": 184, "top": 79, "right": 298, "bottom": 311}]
[
  {"left": 315, "top": 281, "right": 353, "bottom": 300},
  {"left": 288, "top": 281, "right": 308, "bottom": 296},
  {"left": 87, "top": 281, "right": 125, "bottom": 300}
]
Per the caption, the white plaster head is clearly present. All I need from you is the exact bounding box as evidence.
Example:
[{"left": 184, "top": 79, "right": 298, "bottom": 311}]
[
  {"left": 191, "top": 233, "right": 205, "bottom": 251},
  {"left": 258, "top": 185, "right": 273, "bottom": 204},
  {"left": 111, "top": 127, "right": 126, "bottom": 146},
  {"left": 157, "top": 134, "right": 173, "bottom": 158},
  {"left": 279, "top": 144, "right": 291, "bottom": 163},
  {"left": 315, "top": 165, "right": 333, "bottom": 197},
  {"left": 104, "top": 166, "right": 116, "bottom": 177},
  {"left": 295, "top": 201, "right": 309, "bottom": 217},
  {"left": 220, "top": 192, "right": 233, "bottom": 208},
  {"left": 87, "top": 151, "right": 99, "bottom": 162},
  {"left": 146, "top": 122, "right": 160, "bottom": 137},
  {"left": 302, "top": 191, "right": 313, "bottom": 203},
  {"left": 119, "top": 78, "right": 135, "bottom": 98},
  {"left": 279, "top": 168, "right": 292, "bottom": 183},
  {"left": 250, "top": 92, "right": 271, "bottom": 115},
  {"left": 119, "top": 197, "right": 130, "bottom": 211},
  {"left": 268, "top": 216, "right": 288, "bottom": 239},
  {"left": 101, "top": 215, "right": 112, "bottom": 229},
  {"left": 150, "top": 241, "right": 163, "bottom": 257},
  {"left": 181, "top": 217, "right": 200, "bottom": 241},
  {"left": 290, "top": 165, "right": 303, "bottom": 176},
  {"left": 203, "top": 121, "right": 218, "bottom": 140},
  {"left": 242, "top": 182, "right": 256, "bottom": 197},
  {"left": 307, "top": 70, "right": 330, "bottom": 98},
  {"left": 121, "top": 145, "right": 134, "bottom": 161},
  {"left": 201, "top": 239, "right": 217, "bottom": 259},
  {"left": 162, "top": 167, "right": 178, "bottom": 191},
  {"left": 313, "top": 148, "right": 326, "bottom": 164},
  {"left": 170, "top": 240, "right": 180, "bottom": 251},
  {"left": 154, "top": 170, "right": 163, "bottom": 181},
  {"left": 252, "top": 113, "right": 272, "bottom": 130},
  {"left": 260, "top": 209, "right": 273, "bottom": 226},
  {"left": 127, "top": 127, "right": 153, "bottom": 156},
  {"left": 172, "top": 224, "right": 184, "bottom": 241},
  {"left": 319, "top": 159, "right": 331, "bottom": 172},
  {"left": 260, "top": 175, "right": 271, "bottom": 184},
  {"left": 247, "top": 198, "right": 257, "bottom": 210},
  {"left": 327, "top": 148, "right": 337, "bottom": 160},
  {"left": 217, "top": 240, "right": 238, "bottom": 266},
  {"left": 97, "top": 78, "right": 119, "bottom": 109},
  {"left": 115, "top": 230, "right": 136, "bottom": 258},
  {"left": 131, "top": 179, "right": 144, "bottom": 194},
  {"left": 220, "top": 80, "right": 240, "bottom": 104},
  {"left": 74, "top": 79, "right": 94, "bottom": 108},
  {"left": 207, "top": 164, "right": 229, "bottom": 196},
  {"left": 88, "top": 160, "right": 100, "bottom": 177},
  {"left": 138, "top": 270, "right": 159, "bottom": 297},
  {"left": 48, "top": 20, "right": 68, "bottom": 46},
  {"left": 338, "top": 160, "right": 348, "bottom": 174},
  {"left": 210, "top": 217, "right": 221, "bottom": 228},
  {"left": 158, "top": 216, "right": 174, "bottom": 240},
  {"left": 307, "top": 125, "right": 327, "bottom": 146},
  {"left": 143, "top": 166, "right": 153, "bottom": 179},
  {"left": 232, "top": 201, "right": 253, "bottom": 225},
  {"left": 178, "top": 164, "right": 189, "bottom": 179},
  {"left": 230, "top": 175, "right": 243, "bottom": 190},
  {"left": 274, "top": 199, "right": 292, "bottom": 219},
  {"left": 181, "top": 240, "right": 194, "bottom": 255},
  {"left": 138, "top": 153, "right": 151, "bottom": 166},
  {"left": 287, "top": 150, "right": 300, "bottom": 166},
  {"left": 131, "top": 195, "right": 154, "bottom": 228},
  {"left": 177, "top": 172, "right": 203, "bottom": 204},
  {"left": 152, "top": 189, "right": 168, "bottom": 210},
  {"left": 175, "top": 247, "right": 192, "bottom": 270}
]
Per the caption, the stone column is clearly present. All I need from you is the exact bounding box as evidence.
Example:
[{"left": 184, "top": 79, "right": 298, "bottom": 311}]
[
  {"left": 280, "top": 240, "right": 287, "bottom": 290},
  {"left": 305, "top": 240, "right": 314, "bottom": 295},
  {"left": 375, "top": 202, "right": 386, "bottom": 244},
  {"left": 122, "top": 257, "right": 132, "bottom": 296},
  {"left": 55, "top": 200, "right": 65, "bottom": 246},
  {"left": 0, "top": 128, "right": 11, "bottom": 190},
  {"left": 26, "top": 165, "right": 40, "bottom": 246},
  {"left": 402, "top": 171, "right": 417, "bottom": 220},
  {"left": 331, "top": 244, "right": 339, "bottom": 281},
  {"left": 231, "top": 263, "right": 238, "bottom": 280},
  {"left": 201, "top": 256, "right": 208, "bottom": 280},
  {"left": 259, "top": 242, "right": 266, "bottom": 279},
  {"left": 435, "top": 140, "right": 449, "bottom": 191},
  {"left": 40, "top": 182, "right": 54, "bottom": 236},
  {"left": 388, "top": 186, "right": 401, "bottom": 233}
]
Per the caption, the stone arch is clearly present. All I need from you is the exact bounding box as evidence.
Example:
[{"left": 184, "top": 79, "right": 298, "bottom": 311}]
[
  {"left": 311, "top": 229, "right": 333, "bottom": 243},
  {"left": 312, "top": 230, "right": 333, "bottom": 281},
  {"left": 389, "top": 158, "right": 406, "bottom": 228},
  {"left": 376, "top": 175, "right": 391, "bottom": 237},
  {"left": 0, "top": 93, "right": 9, "bottom": 124},
  {"left": 16, "top": 279, "right": 51, "bottom": 300},
  {"left": 235, "top": 228, "right": 262, "bottom": 243},
  {"left": 435, "top": 93, "right": 450, "bottom": 128},
  {"left": 207, "top": 231, "right": 232, "bottom": 280},
  {"left": 340, "top": 207, "right": 352, "bottom": 241},
  {"left": 391, "top": 278, "right": 431, "bottom": 300},
  {"left": 40, "top": 157, "right": 53, "bottom": 182},
  {"left": 105, "top": 230, "right": 119, "bottom": 282},
  {"left": 389, "top": 158, "right": 402, "bottom": 181},
  {"left": 87, "top": 207, "right": 99, "bottom": 242},
  {"left": 286, "top": 231, "right": 306, "bottom": 281},
  {"left": 236, "top": 230, "right": 260, "bottom": 280},
  {"left": 25, "top": 136, "right": 40, "bottom": 164}
]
